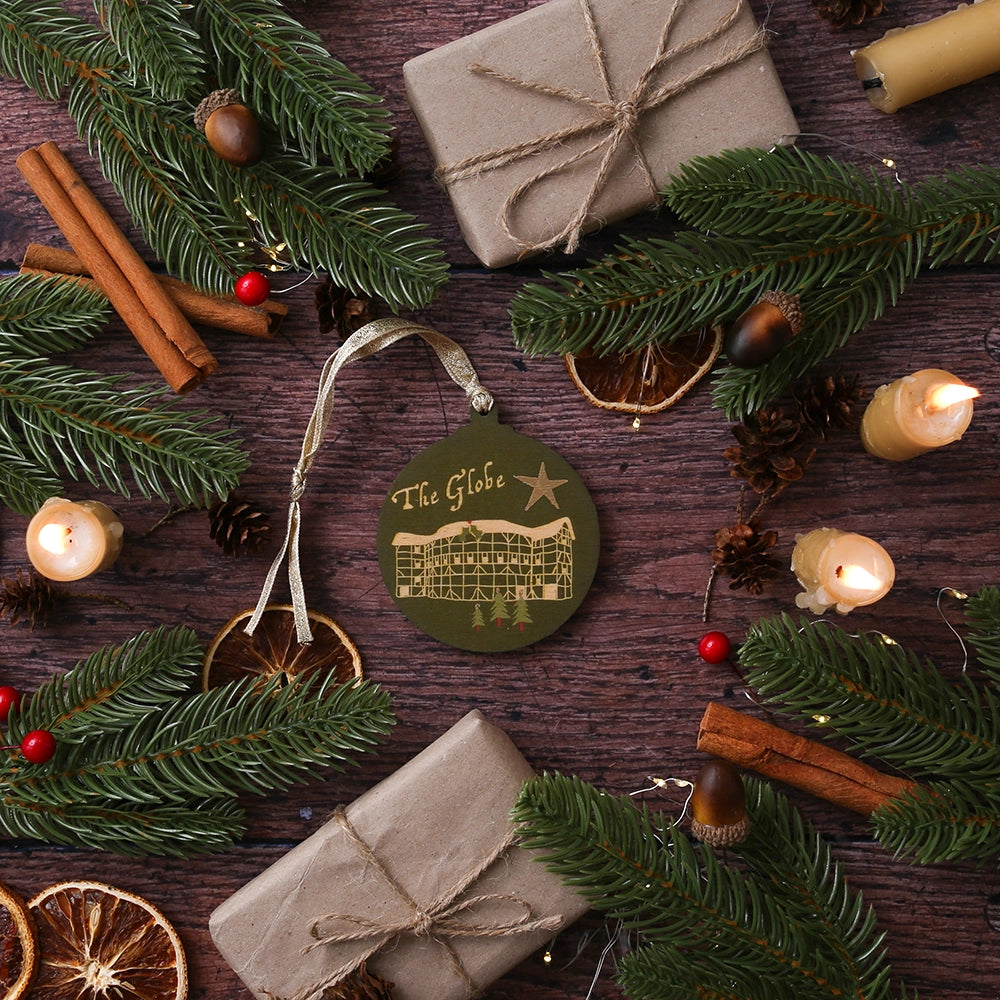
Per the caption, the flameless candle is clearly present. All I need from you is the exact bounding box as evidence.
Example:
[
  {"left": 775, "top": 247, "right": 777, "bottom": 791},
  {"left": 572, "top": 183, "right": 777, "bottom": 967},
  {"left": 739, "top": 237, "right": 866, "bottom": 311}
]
[
  {"left": 25, "top": 497, "right": 124, "bottom": 581},
  {"left": 791, "top": 528, "right": 895, "bottom": 615},
  {"left": 853, "top": 0, "right": 1000, "bottom": 113},
  {"left": 860, "top": 368, "right": 978, "bottom": 461}
]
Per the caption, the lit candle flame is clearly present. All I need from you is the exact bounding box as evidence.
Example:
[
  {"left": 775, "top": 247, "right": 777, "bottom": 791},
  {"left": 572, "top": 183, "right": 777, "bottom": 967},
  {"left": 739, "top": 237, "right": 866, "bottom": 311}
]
[
  {"left": 835, "top": 563, "right": 881, "bottom": 592},
  {"left": 38, "top": 522, "right": 72, "bottom": 554},
  {"left": 925, "top": 382, "right": 979, "bottom": 413}
]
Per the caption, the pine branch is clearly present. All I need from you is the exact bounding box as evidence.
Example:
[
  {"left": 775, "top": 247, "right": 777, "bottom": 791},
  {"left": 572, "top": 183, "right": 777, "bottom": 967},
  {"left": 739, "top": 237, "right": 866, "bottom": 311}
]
[
  {"left": 964, "top": 585, "right": 1000, "bottom": 685},
  {"left": 0, "top": 626, "right": 395, "bottom": 855},
  {"left": 192, "top": 0, "right": 392, "bottom": 174},
  {"left": 7, "top": 625, "right": 201, "bottom": 744},
  {"left": 0, "top": 357, "right": 250, "bottom": 513},
  {"left": 0, "top": 0, "right": 79, "bottom": 100},
  {"left": 738, "top": 614, "right": 1000, "bottom": 783},
  {"left": 0, "top": 2, "right": 448, "bottom": 308},
  {"left": 510, "top": 146, "right": 1000, "bottom": 419},
  {"left": 0, "top": 795, "right": 246, "bottom": 857},
  {"left": 513, "top": 772, "right": 903, "bottom": 1000},
  {"left": 0, "top": 272, "right": 109, "bottom": 357},
  {"left": 5, "top": 671, "right": 393, "bottom": 808},
  {"left": 872, "top": 778, "right": 1000, "bottom": 867},
  {"left": 96, "top": 0, "right": 206, "bottom": 101},
  {"left": 210, "top": 161, "right": 448, "bottom": 311},
  {"left": 737, "top": 604, "right": 1000, "bottom": 865},
  {"left": 0, "top": 432, "right": 63, "bottom": 514}
]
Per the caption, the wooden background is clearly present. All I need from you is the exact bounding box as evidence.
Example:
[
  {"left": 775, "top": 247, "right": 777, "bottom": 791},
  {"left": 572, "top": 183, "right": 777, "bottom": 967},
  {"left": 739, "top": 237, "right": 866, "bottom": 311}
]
[{"left": 2, "top": 1, "right": 1000, "bottom": 998}]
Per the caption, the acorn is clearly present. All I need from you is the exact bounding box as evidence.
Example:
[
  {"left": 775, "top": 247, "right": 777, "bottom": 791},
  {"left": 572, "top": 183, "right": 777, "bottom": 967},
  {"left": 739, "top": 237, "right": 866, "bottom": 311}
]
[
  {"left": 689, "top": 759, "right": 751, "bottom": 847},
  {"left": 195, "top": 89, "right": 263, "bottom": 167},
  {"left": 724, "top": 290, "right": 804, "bottom": 368}
]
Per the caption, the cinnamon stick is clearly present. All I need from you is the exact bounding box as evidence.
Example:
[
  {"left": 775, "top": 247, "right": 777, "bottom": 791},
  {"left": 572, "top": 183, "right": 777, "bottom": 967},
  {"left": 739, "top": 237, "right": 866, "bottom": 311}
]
[
  {"left": 35, "top": 141, "right": 218, "bottom": 375},
  {"left": 15, "top": 146, "right": 202, "bottom": 393},
  {"left": 21, "top": 244, "right": 286, "bottom": 339},
  {"left": 697, "top": 701, "right": 915, "bottom": 816}
]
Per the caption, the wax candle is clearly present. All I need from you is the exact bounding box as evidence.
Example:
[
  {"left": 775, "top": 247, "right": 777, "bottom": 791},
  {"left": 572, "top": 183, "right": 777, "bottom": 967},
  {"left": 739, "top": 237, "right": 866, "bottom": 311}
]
[
  {"left": 853, "top": 0, "right": 1000, "bottom": 113},
  {"left": 791, "top": 528, "right": 895, "bottom": 615},
  {"left": 25, "top": 498, "right": 124, "bottom": 581},
  {"left": 860, "top": 368, "right": 978, "bottom": 461}
]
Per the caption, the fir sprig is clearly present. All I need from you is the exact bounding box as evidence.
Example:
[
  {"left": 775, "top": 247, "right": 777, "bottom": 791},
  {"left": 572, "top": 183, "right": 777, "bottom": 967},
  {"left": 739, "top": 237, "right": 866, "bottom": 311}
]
[
  {"left": 0, "top": 271, "right": 109, "bottom": 356},
  {"left": 965, "top": 585, "right": 1000, "bottom": 684},
  {"left": 8, "top": 624, "right": 198, "bottom": 743},
  {"left": 510, "top": 146, "right": 1000, "bottom": 419},
  {"left": 95, "top": 0, "right": 205, "bottom": 101},
  {"left": 1, "top": 625, "right": 395, "bottom": 856},
  {"left": 192, "top": 0, "right": 392, "bottom": 174},
  {"left": 0, "top": 354, "right": 250, "bottom": 514},
  {"left": 0, "top": 1, "right": 448, "bottom": 307},
  {"left": 513, "top": 772, "right": 904, "bottom": 1000},
  {"left": 737, "top": 600, "right": 1000, "bottom": 865}
]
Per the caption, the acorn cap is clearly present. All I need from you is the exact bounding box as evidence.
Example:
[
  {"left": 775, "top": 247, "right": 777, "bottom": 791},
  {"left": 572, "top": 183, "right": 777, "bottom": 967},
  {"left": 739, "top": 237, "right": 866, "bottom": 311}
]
[
  {"left": 690, "top": 813, "right": 752, "bottom": 847},
  {"left": 195, "top": 88, "right": 244, "bottom": 132},
  {"left": 758, "top": 290, "right": 804, "bottom": 336}
]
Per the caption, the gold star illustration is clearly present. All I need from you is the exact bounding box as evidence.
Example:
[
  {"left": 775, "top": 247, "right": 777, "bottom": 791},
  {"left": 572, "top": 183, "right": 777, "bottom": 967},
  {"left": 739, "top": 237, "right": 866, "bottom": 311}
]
[{"left": 515, "top": 461, "right": 568, "bottom": 510}]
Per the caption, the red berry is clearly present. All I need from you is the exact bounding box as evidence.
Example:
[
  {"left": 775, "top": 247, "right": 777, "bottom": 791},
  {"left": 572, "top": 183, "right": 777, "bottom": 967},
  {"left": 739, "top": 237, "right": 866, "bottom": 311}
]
[
  {"left": 234, "top": 271, "right": 270, "bottom": 306},
  {"left": 0, "top": 685, "right": 21, "bottom": 723},
  {"left": 20, "top": 728, "right": 56, "bottom": 765},
  {"left": 698, "top": 630, "right": 732, "bottom": 664}
]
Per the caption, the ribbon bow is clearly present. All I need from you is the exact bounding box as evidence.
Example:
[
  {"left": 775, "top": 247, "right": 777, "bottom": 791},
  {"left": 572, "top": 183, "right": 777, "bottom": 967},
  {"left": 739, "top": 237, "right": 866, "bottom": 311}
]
[
  {"left": 436, "top": 0, "right": 768, "bottom": 255},
  {"left": 291, "top": 808, "right": 562, "bottom": 1000}
]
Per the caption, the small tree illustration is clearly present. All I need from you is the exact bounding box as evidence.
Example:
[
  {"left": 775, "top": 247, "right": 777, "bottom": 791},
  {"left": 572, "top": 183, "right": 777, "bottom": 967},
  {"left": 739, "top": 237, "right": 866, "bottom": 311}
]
[
  {"left": 491, "top": 592, "right": 509, "bottom": 628},
  {"left": 471, "top": 603, "right": 486, "bottom": 632},
  {"left": 512, "top": 596, "right": 533, "bottom": 632}
]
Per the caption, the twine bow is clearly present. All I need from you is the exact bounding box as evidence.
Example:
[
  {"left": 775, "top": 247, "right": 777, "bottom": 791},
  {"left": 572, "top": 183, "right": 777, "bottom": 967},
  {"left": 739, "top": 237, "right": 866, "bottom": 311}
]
[
  {"left": 436, "top": 0, "right": 768, "bottom": 255},
  {"left": 291, "top": 807, "right": 562, "bottom": 1000},
  {"left": 246, "top": 318, "right": 494, "bottom": 645}
]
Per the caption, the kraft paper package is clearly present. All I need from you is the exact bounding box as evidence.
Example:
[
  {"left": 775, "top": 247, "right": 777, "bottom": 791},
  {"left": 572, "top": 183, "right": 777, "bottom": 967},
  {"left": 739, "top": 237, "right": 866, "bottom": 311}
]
[
  {"left": 209, "top": 710, "right": 590, "bottom": 1000},
  {"left": 403, "top": 0, "right": 799, "bottom": 267}
]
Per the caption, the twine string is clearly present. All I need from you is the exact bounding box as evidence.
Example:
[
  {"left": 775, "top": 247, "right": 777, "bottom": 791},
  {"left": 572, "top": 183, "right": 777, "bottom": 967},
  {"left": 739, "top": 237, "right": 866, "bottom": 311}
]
[
  {"left": 245, "top": 318, "right": 494, "bottom": 645},
  {"left": 435, "top": 0, "right": 766, "bottom": 256},
  {"left": 290, "top": 807, "right": 562, "bottom": 1000}
]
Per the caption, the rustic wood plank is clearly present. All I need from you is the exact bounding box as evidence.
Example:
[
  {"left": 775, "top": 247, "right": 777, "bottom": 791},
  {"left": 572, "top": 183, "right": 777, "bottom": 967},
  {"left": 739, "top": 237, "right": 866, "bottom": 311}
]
[{"left": 2, "top": 1, "right": 1000, "bottom": 998}]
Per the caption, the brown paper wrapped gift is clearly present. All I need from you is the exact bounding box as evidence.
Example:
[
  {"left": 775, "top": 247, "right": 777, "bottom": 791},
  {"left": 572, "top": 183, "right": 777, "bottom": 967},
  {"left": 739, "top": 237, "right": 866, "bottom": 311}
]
[
  {"left": 209, "top": 710, "right": 589, "bottom": 1000},
  {"left": 403, "top": 0, "right": 799, "bottom": 268}
]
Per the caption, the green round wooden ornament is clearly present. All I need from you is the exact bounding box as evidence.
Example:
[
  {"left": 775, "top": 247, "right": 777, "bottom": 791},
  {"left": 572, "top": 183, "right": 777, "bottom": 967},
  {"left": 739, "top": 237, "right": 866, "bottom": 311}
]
[{"left": 377, "top": 405, "right": 600, "bottom": 651}]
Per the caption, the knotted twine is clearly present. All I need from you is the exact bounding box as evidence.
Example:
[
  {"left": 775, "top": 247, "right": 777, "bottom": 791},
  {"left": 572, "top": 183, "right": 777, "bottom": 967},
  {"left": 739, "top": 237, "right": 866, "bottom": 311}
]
[
  {"left": 435, "top": 0, "right": 768, "bottom": 255},
  {"left": 246, "top": 317, "right": 494, "bottom": 645},
  {"left": 291, "top": 807, "right": 563, "bottom": 1000}
]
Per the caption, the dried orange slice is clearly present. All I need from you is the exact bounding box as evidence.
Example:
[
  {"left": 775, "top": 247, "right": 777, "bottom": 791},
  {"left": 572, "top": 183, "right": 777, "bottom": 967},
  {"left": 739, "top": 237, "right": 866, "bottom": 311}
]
[
  {"left": 1, "top": 879, "right": 38, "bottom": 1000},
  {"left": 27, "top": 880, "right": 186, "bottom": 1000},
  {"left": 564, "top": 325, "right": 723, "bottom": 413},
  {"left": 202, "top": 603, "right": 363, "bottom": 692}
]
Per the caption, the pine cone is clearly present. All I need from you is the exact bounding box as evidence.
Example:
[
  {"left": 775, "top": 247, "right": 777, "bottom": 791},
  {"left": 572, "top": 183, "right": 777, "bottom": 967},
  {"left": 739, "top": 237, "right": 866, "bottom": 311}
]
[
  {"left": 315, "top": 277, "right": 377, "bottom": 337},
  {"left": 208, "top": 496, "right": 271, "bottom": 556},
  {"left": 712, "top": 521, "right": 781, "bottom": 595},
  {"left": 795, "top": 372, "right": 867, "bottom": 438},
  {"left": 724, "top": 408, "right": 808, "bottom": 494},
  {"left": 0, "top": 568, "right": 62, "bottom": 628},
  {"left": 321, "top": 963, "right": 395, "bottom": 1000},
  {"left": 812, "top": 0, "right": 885, "bottom": 27}
]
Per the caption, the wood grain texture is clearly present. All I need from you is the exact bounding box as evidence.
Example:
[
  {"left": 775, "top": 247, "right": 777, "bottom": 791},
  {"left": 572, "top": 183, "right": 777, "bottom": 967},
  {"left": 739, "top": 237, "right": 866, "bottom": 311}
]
[{"left": 2, "top": 2, "right": 1000, "bottom": 999}]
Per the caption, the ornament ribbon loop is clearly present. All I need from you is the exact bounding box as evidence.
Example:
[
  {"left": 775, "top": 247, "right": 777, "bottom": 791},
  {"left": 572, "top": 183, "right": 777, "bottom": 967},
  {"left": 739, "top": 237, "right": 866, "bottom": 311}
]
[
  {"left": 291, "top": 807, "right": 561, "bottom": 1000},
  {"left": 435, "top": 0, "right": 767, "bottom": 255},
  {"left": 245, "top": 318, "right": 494, "bottom": 645}
]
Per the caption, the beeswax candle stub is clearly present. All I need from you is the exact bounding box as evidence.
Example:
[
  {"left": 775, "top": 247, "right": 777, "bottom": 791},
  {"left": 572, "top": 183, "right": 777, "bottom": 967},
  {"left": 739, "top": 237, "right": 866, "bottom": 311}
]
[
  {"left": 860, "top": 369, "right": 977, "bottom": 461},
  {"left": 791, "top": 528, "right": 895, "bottom": 615},
  {"left": 25, "top": 498, "right": 124, "bottom": 581},
  {"left": 853, "top": 0, "right": 1000, "bottom": 112}
]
